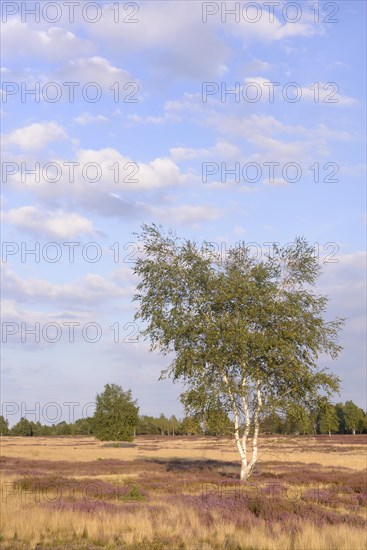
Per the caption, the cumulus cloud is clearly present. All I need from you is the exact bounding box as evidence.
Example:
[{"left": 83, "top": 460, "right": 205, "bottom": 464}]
[
  {"left": 89, "top": 1, "right": 228, "bottom": 79},
  {"left": 205, "top": 113, "right": 355, "bottom": 164},
  {"left": 3, "top": 147, "right": 191, "bottom": 217},
  {"left": 228, "top": 5, "right": 324, "bottom": 44},
  {"left": 1, "top": 299, "right": 96, "bottom": 326},
  {"left": 2, "top": 263, "right": 132, "bottom": 307},
  {"left": 243, "top": 77, "right": 358, "bottom": 107},
  {"left": 170, "top": 141, "right": 243, "bottom": 162},
  {"left": 1, "top": 19, "right": 93, "bottom": 61},
  {"left": 2, "top": 206, "right": 96, "bottom": 239},
  {"left": 53, "top": 56, "right": 134, "bottom": 88},
  {"left": 2, "top": 121, "right": 67, "bottom": 151},
  {"left": 74, "top": 113, "right": 108, "bottom": 125}
]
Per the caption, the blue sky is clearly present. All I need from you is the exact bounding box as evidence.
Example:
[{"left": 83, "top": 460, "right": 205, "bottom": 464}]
[{"left": 1, "top": 1, "right": 366, "bottom": 426}]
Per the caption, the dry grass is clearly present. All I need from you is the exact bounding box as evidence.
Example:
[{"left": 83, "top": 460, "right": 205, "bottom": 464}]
[
  {"left": 2, "top": 434, "right": 366, "bottom": 469},
  {"left": 1, "top": 435, "right": 366, "bottom": 549}
]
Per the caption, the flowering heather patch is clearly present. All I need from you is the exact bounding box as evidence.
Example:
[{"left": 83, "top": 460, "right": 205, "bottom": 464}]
[
  {"left": 168, "top": 491, "right": 366, "bottom": 529},
  {"left": 1, "top": 436, "right": 366, "bottom": 549},
  {"left": 0, "top": 456, "right": 141, "bottom": 477},
  {"left": 256, "top": 460, "right": 367, "bottom": 488}
]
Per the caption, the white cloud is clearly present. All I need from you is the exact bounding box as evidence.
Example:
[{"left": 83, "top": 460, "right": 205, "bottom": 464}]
[
  {"left": 2, "top": 121, "right": 67, "bottom": 151},
  {"left": 1, "top": 299, "right": 96, "bottom": 326},
  {"left": 229, "top": 7, "right": 324, "bottom": 44},
  {"left": 4, "top": 147, "right": 189, "bottom": 197},
  {"left": 149, "top": 204, "right": 223, "bottom": 225},
  {"left": 74, "top": 113, "right": 108, "bottom": 125},
  {"left": 54, "top": 56, "right": 133, "bottom": 88},
  {"left": 2, "top": 147, "right": 194, "bottom": 219},
  {"left": 233, "top": 225, "right": 246, "bottom": 237},
  {"left": 243, "top": 77, "right": 357, "bottom": 107},
  {"left": 1, "top": 19, "right": 93, "bottom": 61},
  {"left": 170, "top": 141, "right": 243, "bottom": 162},
  {"left": 2, "top": 206, "right": 96, "bottom": 239},
  {"left": 2, "top": 263, "right": 132, "bottom": 307},
  {"left": 89, "top": 1, "right": 228, "bottom": 79},
  {"left": 205, "top": 113, "right": 355, "bottom": 164},
  {"left": 244, "top": 59, "right": 271, "bottom": 73}
]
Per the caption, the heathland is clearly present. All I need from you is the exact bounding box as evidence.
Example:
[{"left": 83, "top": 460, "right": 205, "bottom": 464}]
[{"left": 1, "top": 435, "right": 366, "bottom": 549}]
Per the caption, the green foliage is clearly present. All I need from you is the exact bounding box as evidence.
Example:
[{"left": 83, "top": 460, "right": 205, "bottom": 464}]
[
  {"left": 260, "top": 412, "right": 285, "bottom": 434},
  {"left": 180, "top": 415, "right": 202, "bottom": 435},
  {"left": 53, "top": 421, "right": 72, "bottom": 435},
  {"left": 10, "top": 417, "right": 34, "bottom": 436},
  {"left": 285, "top": 403, "right": 314, "bottom": 435},
  {"left": 133, "top": 224, "right": 344, "bottom": 445},
  {"left": 335, "top": 402, "right": 346, "bottom": 432},
  {"left": 181, "top": 389, "right": 233, "bottom": 435},
  {"left": 92, "top": 383, "right": 139, "bottom": 441},
  {"left": 0, "top": 415, "right": 9, "bottom": 435},
  {"left": 72, "top": 417, "right": 94, "bottom": 435},
  {"left": 316, "top": 397, "right": 340, "bottom": 434},
  {"left": 343, "top": 400, "right": 365, "bottom": 434},
  {"left": 121, "top": 483, "right": 146, "bottom": 502},
  {"left": 136, "top": 415, "right": 161, "bottom": 435}
]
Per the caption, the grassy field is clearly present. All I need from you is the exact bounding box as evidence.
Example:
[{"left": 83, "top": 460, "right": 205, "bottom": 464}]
[{"left": 1, "top": 435, "right": 366, "bottom": 549}]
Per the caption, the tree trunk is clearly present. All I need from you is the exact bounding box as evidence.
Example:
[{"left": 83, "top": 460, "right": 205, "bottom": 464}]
[
  {"left": 352, "top": 428, "right": 356, "bottom": 435},
  {"left": 240, "top": 460, "right": 249, "bottom": 481}
]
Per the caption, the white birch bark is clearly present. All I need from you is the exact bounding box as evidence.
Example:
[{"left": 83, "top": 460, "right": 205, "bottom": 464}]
[{"left": 222, "top": 372, "right": 263, "bottom": 481}]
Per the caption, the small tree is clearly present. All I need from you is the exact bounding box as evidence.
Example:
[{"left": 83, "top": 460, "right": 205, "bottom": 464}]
[
  {"left": 157, "top": 413, "right": 169, "bottom": 435},
  {"left": 0, "top": 415, "right": 9, "bottom": 436},
  {"left": 344, "top": 400, "right": 364, "bottom": 435},
  {"left": 11, "top": 417, "right": 33, "bottom": 436},
  {"left": 260, "top": 412, "right": 284, "bottom": 434},
  {"left": 93, "top": 384, "right": 139, "bottom": 442},
  {"left": 335, "top": 402, "right": 346, "bottom": 433},
  {"left": 133, "top": 225, "right": 344, "bottom": 480},
  {"left": 286, "top": 403, "right": 313, "bottom": 435},
  {"left": 137, "top": 415, "right": 160, "bottom": 435},
  {"left": 181, "top": 415, "right": 202, "bottom": 435},
  {"left": 169, "top": 415, "right": 180, "bottom": 435},
  {"left": 316, "top": 397, "right": 339, "bottom": 435},
  {"left": 358, "top": 410, "right": 367, "bottom": 434},
  {"left": 72, "top": 417, "right": 94, "bottom": 435},
  {"left": 204, "top": 403, "right": 234, "bottom": 436}
]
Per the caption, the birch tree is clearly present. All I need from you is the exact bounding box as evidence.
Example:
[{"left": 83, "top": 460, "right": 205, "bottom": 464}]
[{"left": 133, "top": 224, "right": 344, "bottom": 480}]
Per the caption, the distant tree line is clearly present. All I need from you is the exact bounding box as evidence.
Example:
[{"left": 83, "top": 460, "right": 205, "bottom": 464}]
[
  {"left": 261, "top": 399, "right": 367, "bottom": 436},
  {"left": 1, "top": 398, "right": 365, "bottom": 438}
]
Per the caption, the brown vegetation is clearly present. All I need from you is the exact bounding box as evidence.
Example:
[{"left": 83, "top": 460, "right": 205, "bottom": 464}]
[{"left": 1, "top": 435, "right": 366, "bottom": 549}]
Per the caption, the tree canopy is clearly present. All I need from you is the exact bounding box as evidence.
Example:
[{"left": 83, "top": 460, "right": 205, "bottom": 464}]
[
  {"left": 92, "top": 384, "right": 139, "bottom": 442},
  {"left": 133, "top": 224, "right": 345, "bottom": 479}
]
